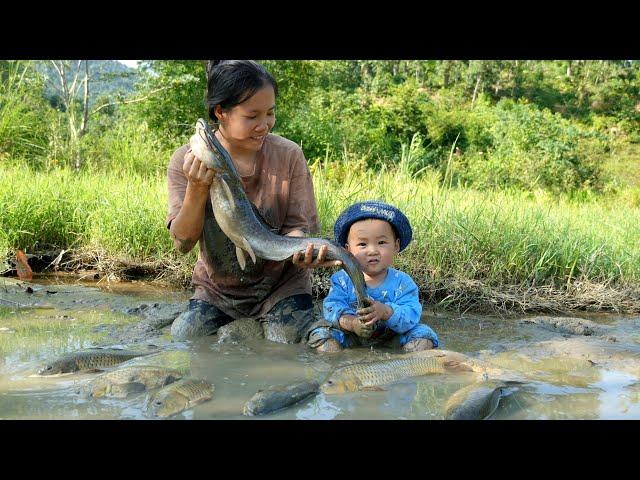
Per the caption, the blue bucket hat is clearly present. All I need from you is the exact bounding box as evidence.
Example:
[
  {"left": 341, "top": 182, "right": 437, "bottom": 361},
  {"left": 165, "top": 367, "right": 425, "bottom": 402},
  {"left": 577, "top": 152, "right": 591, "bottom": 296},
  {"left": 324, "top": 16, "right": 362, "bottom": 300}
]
[{"left": 333, "top": 201, "right": 413, "bottom": 252}]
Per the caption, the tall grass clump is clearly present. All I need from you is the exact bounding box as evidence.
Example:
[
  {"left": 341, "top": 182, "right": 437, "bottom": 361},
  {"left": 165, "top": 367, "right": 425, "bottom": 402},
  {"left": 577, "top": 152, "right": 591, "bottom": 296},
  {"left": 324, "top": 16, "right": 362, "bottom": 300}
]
[
  {"left": 85, "top": 172, "right": 175, "bottom": 259},
  {"left": 81, "top": 118, "right": 175, "bottom": 177},
  {"left": 0, "top": 166, "right": 176, "bottom": 260},
  {"left": 310, "top": 160, "right": 640, "bottom": 289},
  {"left": 0, "top": 167, "right": 92, "bottom": 251}
]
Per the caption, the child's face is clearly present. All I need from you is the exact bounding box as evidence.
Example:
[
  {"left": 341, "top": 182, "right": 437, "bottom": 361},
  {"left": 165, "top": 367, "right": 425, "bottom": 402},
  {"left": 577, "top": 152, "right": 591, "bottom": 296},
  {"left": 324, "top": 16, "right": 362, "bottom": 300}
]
[{"left": 345, "top": 219, "right": 400, "bottom": 279}]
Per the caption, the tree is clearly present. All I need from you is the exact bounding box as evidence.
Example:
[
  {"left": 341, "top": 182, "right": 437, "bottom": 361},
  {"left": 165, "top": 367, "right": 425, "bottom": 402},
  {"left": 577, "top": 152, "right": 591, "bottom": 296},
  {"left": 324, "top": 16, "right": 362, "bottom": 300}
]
[{"left": 46, "top": 60, "right": 90, "bottom": 169}]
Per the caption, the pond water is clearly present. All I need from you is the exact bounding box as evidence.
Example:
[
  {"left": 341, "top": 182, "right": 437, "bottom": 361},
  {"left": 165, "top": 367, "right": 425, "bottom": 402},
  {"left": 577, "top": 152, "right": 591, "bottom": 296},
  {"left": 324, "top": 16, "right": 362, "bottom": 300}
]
[{"left": 1, "top": 275, "right": 639, "bottom": 420}]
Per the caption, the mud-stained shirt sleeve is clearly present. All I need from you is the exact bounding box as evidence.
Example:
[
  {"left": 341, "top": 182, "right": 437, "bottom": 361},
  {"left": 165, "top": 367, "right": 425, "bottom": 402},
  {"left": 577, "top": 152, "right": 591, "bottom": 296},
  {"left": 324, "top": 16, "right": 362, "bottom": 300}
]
[
  {"left": 384, "top": 273, "right": 422, "bottom": 334},
  {"left": 322, "top": 270, "right": 357, "bottom": 325},
  {"left": 166, "top": 144, "right": 190, "bottom": 228},
  {"left": 280, "top": 148, "right": 320, "bottom": 235}
]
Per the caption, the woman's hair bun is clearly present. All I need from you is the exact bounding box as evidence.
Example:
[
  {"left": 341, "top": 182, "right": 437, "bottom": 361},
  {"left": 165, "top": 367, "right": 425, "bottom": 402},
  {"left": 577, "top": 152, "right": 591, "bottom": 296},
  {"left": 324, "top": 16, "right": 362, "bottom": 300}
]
[{"left": 206, "top": 60, "right": 224, "bottom": 76}]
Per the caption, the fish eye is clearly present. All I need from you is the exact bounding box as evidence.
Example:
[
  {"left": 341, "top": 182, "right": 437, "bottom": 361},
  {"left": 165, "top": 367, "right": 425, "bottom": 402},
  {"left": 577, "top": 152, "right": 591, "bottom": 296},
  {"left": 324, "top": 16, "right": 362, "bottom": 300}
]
[
  {"left": 327, "top": 380, "right": 333, "bottom": 385},
  {"left": 154, "top": 400, "right": 163, "bottom": 406},
  {"left": 45, "top": 366, "right": 52, "bottom": 371}
]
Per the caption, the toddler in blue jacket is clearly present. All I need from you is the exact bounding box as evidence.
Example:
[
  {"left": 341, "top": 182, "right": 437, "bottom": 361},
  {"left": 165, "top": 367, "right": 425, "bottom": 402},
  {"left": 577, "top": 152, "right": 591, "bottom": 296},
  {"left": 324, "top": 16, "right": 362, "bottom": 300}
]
[{"left": 308, "top": 200, "right": 439, "bottom": 353}]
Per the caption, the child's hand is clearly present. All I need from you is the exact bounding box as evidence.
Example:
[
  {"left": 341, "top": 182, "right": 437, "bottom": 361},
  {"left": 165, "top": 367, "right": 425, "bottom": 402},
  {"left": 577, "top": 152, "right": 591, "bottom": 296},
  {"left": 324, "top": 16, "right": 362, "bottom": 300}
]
[
  {"left": 339, "top": 315, "right": 374, "bottom": 339},
  {"left": 356, "top": 299, "right": 393, "bottom": 324},
  {"left": 352, "top": 318, "right": 375, "bottom": 339}
]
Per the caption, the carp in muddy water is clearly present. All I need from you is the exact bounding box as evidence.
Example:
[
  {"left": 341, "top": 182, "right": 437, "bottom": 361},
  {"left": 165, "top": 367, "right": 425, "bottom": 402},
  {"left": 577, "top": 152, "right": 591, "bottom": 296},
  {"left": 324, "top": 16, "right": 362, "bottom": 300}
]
[
  {"left": 80, "top": 365, "right": 183, "bottom": 398},
  {"left": 146, "top": 378, "right": 214, "bottom": 418},
  {"left": 320, "top": 350, "right": 499, "bottom": 394},
  {"left": 243, "top": 380, "right": 320, "bottom": 416},
  {"left": 37, "top": 348, "right": 156, "bottom": 376},
  {"left": 444, "top": 379, "right": 523, "bottom": 420},
  {"left": 217, "top": 317, "right": 264, "bottom": 344}
]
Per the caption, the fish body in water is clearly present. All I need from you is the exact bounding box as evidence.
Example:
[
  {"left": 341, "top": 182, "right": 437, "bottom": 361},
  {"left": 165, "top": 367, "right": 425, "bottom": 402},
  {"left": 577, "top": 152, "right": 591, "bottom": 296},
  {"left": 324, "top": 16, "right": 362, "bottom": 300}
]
[
  {"left": 191, "top": 119, "right": 369, "bottom": 309},
  {"left": 444, "top": 379, "right": 522, "bottom": 420},
  {"left": 243, "top": 380, "right": 320, "bottom": 416},
  {"left": 81, "top": 365, "right": 183, "bottom": 398},
  {"left": 320, "top": 350, "right": 495, "bottom": 394},
  {"left": 37, "top": 349, "right": 155, "bottom": 376},
  {"left": 146, "top": 378, "right": 214, "bottom": 418}
]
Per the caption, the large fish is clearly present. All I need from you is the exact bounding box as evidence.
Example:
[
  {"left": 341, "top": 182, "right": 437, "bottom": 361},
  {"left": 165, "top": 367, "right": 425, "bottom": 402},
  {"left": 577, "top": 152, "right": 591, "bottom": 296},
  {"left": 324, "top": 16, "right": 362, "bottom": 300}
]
[
  {"left": 320, "top": 350, "right": 502, "bottom": 394},
  {"left": 444, "top": 379, "right": 523, "bottom": 420},
  {"left": 243, "top": 380, "right": 320, "bottom": 416},
  {"left": 190, "top": 119, "right": 369, "bottom": 309},
  {"left": 80, "top": 365, "right": 183, "bottom": 398},
  {"left": 146, "top": 378, "right": 214, "bottom": 418},
  {"left": 37, "top": 348, "right": 155, "bottom": 376}
]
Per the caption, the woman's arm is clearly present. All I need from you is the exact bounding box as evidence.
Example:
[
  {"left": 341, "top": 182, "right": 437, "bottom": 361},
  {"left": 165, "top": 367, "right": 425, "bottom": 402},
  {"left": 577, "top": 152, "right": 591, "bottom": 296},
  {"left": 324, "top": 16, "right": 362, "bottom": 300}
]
[{"left": 168, "top": 150, "right": 214, "bottom": 253}]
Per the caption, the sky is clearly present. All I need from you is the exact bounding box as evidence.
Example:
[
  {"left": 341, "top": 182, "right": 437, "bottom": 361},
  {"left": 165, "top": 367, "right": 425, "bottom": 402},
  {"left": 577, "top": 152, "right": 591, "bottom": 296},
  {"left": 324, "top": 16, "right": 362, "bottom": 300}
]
[{"left": 117, "top": 60, "right": 140, "bottom": 68}]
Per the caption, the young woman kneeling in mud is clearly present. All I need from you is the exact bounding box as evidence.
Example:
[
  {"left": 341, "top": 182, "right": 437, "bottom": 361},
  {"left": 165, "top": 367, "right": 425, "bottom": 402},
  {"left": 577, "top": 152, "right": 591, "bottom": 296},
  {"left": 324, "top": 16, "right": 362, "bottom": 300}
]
[{"left": 167, "top": 60, "right": 338, "bottom": 343}]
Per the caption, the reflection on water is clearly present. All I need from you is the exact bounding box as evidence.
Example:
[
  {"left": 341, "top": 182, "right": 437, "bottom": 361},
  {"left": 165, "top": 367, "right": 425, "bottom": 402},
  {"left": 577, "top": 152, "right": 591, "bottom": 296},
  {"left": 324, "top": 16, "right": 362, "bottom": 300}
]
[{"left": 1, "top": 277, "right": 640, "bottom": 419}]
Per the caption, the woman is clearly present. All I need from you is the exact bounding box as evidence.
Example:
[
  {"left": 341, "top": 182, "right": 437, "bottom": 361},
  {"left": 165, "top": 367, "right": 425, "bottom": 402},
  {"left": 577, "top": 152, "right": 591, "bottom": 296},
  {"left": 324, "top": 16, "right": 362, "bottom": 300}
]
[{"left": 167, "top": 60, "right": 338, "bottom": 343}]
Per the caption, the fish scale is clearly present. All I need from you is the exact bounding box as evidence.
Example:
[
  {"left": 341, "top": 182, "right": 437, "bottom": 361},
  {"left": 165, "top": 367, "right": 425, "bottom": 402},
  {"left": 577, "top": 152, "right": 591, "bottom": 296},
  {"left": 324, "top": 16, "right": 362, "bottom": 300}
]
[
  {"left": 342, "top": 357, "right": 452, "bottom": 387},
  {"left": 320, "top": 350, "right": 497, "bottom": 394},
  {"left": 147, "top": 378, "right": 214, "bottom": 418},
  {"left": 82, "top": 365, "right": 183, "bottom": 398},
  {"left": 38, "top": 349, "right": 154, "bottom": 375}
]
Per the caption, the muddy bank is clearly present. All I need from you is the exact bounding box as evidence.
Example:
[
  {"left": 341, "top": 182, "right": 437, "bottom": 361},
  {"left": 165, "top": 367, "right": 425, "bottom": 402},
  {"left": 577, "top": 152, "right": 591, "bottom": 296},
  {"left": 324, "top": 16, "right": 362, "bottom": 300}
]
[
  {"left": 2, "top": 275, "right": 640, "bottom": 419},
  {"left": 4, "top": 251, "right": 640, "bottom": 316}
]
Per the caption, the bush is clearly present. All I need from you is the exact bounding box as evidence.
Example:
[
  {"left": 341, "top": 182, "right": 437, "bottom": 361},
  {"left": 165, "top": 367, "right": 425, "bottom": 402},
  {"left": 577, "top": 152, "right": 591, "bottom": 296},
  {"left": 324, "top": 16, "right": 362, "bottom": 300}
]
[{"left": 456, "top": 99, "right": 610, "bottom": 193}]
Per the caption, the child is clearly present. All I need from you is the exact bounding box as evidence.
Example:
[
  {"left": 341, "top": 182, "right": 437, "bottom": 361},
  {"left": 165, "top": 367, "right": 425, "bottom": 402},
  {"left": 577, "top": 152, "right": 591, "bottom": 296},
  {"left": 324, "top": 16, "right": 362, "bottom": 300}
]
[{"left": 307, "top": 200, "right": 439, "bottom": 353}]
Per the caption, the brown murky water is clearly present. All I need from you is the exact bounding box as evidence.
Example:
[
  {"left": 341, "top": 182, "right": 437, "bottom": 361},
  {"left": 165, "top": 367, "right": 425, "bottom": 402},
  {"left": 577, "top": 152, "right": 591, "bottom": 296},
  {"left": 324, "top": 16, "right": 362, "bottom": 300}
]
[{"left": 1, "top": 275, "right": 640, "bottom": 420}]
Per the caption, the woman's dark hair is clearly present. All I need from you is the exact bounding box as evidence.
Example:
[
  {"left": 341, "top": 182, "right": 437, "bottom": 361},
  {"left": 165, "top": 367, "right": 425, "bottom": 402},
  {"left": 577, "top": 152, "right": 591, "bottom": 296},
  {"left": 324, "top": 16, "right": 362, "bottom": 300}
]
[{"left": 205, "top": 60, "right": 278, "bottom": 122}]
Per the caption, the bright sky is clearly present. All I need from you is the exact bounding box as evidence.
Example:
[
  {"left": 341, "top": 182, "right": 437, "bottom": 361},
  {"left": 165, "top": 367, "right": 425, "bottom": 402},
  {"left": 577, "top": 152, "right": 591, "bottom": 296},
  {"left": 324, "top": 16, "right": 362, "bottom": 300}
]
[{"left": 117, "top": 60, "right": 140, "bottom": 68}]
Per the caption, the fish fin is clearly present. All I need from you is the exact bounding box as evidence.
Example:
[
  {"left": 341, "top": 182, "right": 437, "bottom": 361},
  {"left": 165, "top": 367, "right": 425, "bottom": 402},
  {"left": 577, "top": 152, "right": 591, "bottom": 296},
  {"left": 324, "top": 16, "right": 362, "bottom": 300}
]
[
  {"left": 361, "top": 386, "right": 386, "bottom": 392},
  {"left": 240, "top": 236, "right": 257, "bottom": 264},
  {"left": 235, "top": 247, "right": 247, "bottom": 271},
  {"left": 443, "top": 361, "right": 474, "bottom": 372},
  {"left": 220, "top": 176, "right": 236, "bottom": 210},
  {"left": 84, "top": 368, "right": 104, "bottom": 374}
]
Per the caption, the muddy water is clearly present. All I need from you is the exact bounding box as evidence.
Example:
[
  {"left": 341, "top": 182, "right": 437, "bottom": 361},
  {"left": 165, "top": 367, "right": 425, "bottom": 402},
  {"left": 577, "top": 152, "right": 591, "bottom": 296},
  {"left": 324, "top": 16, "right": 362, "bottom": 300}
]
[{"left": 1, "top": 275, "right": 640, "bottom": 420}]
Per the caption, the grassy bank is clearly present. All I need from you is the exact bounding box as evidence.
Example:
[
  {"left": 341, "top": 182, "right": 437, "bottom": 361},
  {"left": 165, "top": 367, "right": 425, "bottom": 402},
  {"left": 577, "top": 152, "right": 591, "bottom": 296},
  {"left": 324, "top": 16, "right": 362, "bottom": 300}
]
[{"left": 1, "top": 164, "right": 640, "bottom": 314}]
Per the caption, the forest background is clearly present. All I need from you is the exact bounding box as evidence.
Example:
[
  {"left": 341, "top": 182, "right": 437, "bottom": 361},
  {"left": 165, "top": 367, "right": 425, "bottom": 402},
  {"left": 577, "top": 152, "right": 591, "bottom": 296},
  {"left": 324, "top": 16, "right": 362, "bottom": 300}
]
[{"left": 1, "top": 59, "right": 639, "bottom": 314}]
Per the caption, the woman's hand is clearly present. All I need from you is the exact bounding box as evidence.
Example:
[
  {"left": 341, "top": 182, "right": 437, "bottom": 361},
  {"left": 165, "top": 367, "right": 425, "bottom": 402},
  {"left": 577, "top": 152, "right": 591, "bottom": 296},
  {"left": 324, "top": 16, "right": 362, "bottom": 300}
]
[
  {"left": 290, "top": 241, "right": 343, "bottom": 269},
  {"left": 183, "top": 148, "right": 214, "bottom": 189}
]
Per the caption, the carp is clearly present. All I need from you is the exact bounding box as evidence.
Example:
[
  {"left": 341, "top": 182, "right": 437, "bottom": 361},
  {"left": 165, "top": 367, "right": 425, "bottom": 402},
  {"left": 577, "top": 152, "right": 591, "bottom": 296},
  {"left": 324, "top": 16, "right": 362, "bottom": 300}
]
[
  {"left": 190, "top": 119, "right": 369, "bottom": 309},
  {"left": 37, "top": 348, "right": 155, "bottom": 376},
  {"left": 146, "top": 378, "right": 214, "bottom": 418},
  {"left": 444, "top": 379, "right": 523, "bottom": 420},
  {"left": 320, "top": 350, "right": 497, "bottom": 394},
  {"left": 80, "top": 365, "right": 183, "bottom": 398},
  {"left": 243, "top": 380, "right": 320, "bottom": 416}
]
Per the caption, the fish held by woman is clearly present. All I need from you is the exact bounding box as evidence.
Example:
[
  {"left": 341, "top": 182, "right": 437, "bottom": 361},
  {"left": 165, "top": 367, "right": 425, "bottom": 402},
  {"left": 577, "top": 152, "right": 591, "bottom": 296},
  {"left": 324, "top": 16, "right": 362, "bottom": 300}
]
[{"left": 190, "top": 119, "right": 369, "bottom": 309}]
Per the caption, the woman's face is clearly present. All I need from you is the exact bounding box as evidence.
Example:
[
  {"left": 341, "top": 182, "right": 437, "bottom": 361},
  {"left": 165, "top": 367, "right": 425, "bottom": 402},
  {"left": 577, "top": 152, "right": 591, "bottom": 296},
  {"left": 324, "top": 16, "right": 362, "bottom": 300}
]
[{"left": 215, "top": 84, "right": 276, "bottom": 152}]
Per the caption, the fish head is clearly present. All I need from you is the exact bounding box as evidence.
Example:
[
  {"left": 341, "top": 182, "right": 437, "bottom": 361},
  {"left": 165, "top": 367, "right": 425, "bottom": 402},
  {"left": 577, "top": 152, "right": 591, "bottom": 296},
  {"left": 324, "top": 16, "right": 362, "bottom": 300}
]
[
  {"left": 193, "top": 119, "right": 231, "bottom": 173},
  {"left": 37, "top": 359, "right": 70, "bottom": 376},
  {"left": 147, "top": 391, "right": 188, "bottom": 418},
  {"left": 320, "top": 372, "right": 361, "bottom": 394}
]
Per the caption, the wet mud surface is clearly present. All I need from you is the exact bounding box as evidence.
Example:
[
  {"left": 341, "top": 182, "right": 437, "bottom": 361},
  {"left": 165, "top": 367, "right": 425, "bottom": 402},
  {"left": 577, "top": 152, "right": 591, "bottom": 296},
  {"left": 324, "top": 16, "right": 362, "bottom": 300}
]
[{"left": 2, "top": 275, "right": 640, "bottom": 420}]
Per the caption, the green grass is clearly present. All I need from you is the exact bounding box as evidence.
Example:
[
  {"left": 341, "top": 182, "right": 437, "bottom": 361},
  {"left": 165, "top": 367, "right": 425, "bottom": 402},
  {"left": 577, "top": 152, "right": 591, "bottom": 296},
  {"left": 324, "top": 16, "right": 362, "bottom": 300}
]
[{"left": 1, "top": 161, "right": 640, "bottom": 297}]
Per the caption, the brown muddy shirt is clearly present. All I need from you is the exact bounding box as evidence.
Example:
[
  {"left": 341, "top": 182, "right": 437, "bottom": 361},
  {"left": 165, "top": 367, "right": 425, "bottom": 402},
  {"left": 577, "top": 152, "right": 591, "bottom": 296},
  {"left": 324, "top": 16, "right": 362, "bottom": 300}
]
[{"left": 167, "top": 134, "right": 320, "bottom": 320}]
